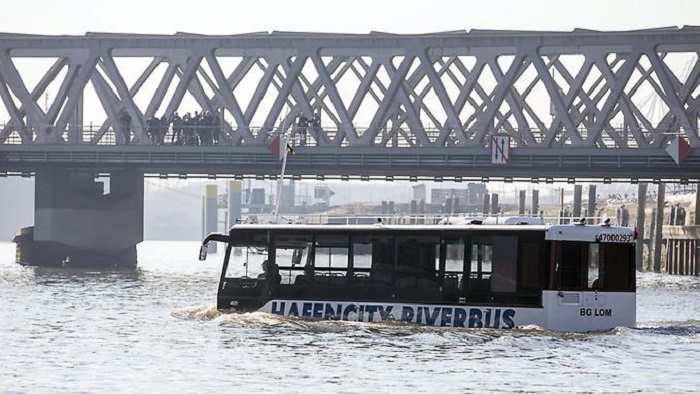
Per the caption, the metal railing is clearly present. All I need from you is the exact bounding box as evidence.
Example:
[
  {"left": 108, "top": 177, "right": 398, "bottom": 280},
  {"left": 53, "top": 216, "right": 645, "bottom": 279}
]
[{"left": 0, "top": 121, "right": 692, "bottom": 149}]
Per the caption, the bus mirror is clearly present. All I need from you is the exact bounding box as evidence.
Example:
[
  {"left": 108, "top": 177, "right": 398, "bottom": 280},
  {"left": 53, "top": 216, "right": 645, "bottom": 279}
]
[{"left": 199, "top": 244, "right": 208, "bottom": 261}]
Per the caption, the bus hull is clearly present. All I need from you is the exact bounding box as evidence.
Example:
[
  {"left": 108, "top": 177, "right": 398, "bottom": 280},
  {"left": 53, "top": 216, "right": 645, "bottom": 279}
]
[{"left": 252, "top": 291, "right": 635, "bottom": 332}]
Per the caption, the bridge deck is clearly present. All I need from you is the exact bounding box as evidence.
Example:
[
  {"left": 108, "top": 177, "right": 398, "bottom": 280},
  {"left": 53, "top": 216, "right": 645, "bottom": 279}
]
[{"left": 0, "top": 144, "right": 695, "bottom": 181}]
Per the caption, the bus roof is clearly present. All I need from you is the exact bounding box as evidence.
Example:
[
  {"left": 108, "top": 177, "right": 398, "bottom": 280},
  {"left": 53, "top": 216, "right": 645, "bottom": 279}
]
[{"left": 226, "top": 222, "right": 635, "bottom": 243}]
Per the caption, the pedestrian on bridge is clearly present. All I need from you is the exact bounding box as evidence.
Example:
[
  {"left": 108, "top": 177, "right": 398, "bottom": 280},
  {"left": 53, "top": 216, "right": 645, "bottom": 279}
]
[
  {"left": 171, "top": 112, "right": 183, "bottom": 145},
  {"left": 119, "top": 111, "right": 131, "bottom": 145},
  {"left": 297, "top": 114, "right": 308, "bottom": 147}
]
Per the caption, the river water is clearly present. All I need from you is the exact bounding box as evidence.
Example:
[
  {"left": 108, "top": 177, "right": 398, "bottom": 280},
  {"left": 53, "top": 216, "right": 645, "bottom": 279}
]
[{"left": 1, "top": 241, "right": 699, "bottom": 393}]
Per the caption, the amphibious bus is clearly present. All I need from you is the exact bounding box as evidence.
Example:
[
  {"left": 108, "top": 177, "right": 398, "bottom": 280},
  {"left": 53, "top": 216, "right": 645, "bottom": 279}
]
[{"left": 199, "top": 221, "right": 636, "bottom": 332}]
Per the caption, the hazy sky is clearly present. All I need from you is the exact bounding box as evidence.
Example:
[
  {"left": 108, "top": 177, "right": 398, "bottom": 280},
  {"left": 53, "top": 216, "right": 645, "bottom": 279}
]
[{"left": 3, "top": 0, "right": 699, "bottom": 35}]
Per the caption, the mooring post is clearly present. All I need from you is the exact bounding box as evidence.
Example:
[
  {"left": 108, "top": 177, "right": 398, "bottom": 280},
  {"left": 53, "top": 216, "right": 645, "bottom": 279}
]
[
  {"left": 573, "top": 185, "right": 583, "bottom": 219},
  {"left": 653, "top": 183, "right": 665, "bottom": 273},
  {"left": 635, "top": 183, "right": 647, "bottom": 271},
  {"left": 228, "top": 180, "right": 242, "bottom": 229},
  {"left": 695, "top": 186, "right": 700, "bottom": 276},
  {"left": 648, "top": 207, "right": 656, "bottom": 271},
  {"left": 587, "top": 185, "right": 597, "bottom": 224},
  {"left": 532, "top": 189, "right": 539, "bottom": 217},
  {"left": 205, "top": 184, "right": 218, "bottom": 253}
]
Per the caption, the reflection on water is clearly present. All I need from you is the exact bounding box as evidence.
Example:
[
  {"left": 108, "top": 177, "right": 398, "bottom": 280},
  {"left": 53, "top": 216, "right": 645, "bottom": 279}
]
[{"left": 1, "top": 241, "right": 699, "bottom": 393}]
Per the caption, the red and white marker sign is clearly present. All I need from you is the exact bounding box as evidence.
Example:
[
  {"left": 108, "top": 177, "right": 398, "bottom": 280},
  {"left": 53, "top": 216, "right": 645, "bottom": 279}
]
[{"left": 665, "top": 136, "right": 692, "bottom": 165}]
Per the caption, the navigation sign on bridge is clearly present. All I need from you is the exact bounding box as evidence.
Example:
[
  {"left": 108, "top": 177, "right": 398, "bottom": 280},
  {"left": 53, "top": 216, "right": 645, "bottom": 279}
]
[
  {"left": 491, "top": 134, "right": 511, "bottom": 165},
  {"left": 665, "top": 136, "right": 692, "bottom": 165}
]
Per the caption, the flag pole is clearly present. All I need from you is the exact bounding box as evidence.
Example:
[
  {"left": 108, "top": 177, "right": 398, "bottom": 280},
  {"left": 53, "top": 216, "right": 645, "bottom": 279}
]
[{"left": 273, "top": 136, "right": 289, "bottom": 223}]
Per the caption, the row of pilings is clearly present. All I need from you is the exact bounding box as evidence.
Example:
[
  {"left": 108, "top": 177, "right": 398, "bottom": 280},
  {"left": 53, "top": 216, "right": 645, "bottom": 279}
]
[
  {"left": 474, "top": 183, "right": 699, "bottom": 275},
  {"left": 202, "top": 181, "right": 699, "bottom": 275}
]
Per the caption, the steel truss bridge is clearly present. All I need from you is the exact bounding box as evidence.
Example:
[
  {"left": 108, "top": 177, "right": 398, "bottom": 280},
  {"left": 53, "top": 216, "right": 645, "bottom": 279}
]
[{"left": 2, "top": 28, "right": 700, "bottom": 181}]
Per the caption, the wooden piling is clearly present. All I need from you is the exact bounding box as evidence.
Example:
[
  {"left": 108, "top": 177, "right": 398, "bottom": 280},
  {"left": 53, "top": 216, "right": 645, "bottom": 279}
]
[
  {"left": 653, "top": 183, "right": 665, "bottom": 273},
  {"left": 635, "top": 183, "right": 647, "bottom": 272}
]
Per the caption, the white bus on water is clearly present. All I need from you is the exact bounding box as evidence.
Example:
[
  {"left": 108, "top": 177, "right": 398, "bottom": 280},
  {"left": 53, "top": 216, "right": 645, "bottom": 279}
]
[{"left": 200, "top": 221, "right": 636, "bottom": 332}]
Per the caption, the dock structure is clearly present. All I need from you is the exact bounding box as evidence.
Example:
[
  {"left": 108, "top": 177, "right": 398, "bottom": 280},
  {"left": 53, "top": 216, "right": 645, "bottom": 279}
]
[{"left": 663, "top": 226, "right": 700, "bottom": 276}]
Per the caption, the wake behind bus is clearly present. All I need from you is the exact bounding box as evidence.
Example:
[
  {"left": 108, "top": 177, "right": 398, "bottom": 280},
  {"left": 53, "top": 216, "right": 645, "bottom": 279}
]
[{"left": 199, "top": 220, "right": 636, "bottom": 332}]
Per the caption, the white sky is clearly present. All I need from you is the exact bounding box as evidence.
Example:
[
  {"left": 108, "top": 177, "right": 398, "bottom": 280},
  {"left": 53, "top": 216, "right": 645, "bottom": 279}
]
[
  {"left": 1, "top": 0, "right": 698, "bottom": 127},
  {"left": 3, "top": 0, "right": 699, "bottom": 35}
]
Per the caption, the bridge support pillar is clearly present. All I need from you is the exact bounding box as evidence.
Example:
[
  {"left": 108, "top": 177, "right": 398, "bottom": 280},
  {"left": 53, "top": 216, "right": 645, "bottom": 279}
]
[
  {"left": 13, "top": 169, "right": 143, "bottom": 268},
  {"left": 518, "top": 190, "right": 526, "bottom": 215},
  {"left": 490, "top": 193, "right": 499, "bottom": 215}
]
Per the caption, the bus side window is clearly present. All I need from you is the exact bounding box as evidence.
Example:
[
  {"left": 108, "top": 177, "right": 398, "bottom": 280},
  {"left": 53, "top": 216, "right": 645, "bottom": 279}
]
[
  {"left": 467, "top": 238, "right": 492, "bottom": 292},
  {"left": 520, "top": 242, "right": 541, "bottom": 289},
  {"left": 370, "top": 236, "right": 395, "bottom": 285},
  {"left": 600, "top": 243, "right": 634, "bottom": 291},
  {"left": 557, "top": 242, "right": 585, "bottom": 290},
  {"left": 442, "top": 238, "right": 464, "bottom": 301},
  {"left": 588, "top": 244, "right": 601, "bottom": 289},
  {"left": 491, "top": 236, "right": 517, "bottom": 293}
]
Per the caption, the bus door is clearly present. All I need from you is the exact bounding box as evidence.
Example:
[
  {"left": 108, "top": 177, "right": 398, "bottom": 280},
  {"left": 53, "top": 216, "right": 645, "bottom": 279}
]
[{"left": 442, "top": 236, "right": 466, "bottom": 303}]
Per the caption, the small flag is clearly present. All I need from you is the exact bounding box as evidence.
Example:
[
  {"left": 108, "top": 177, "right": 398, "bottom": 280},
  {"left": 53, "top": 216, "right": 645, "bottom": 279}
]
[
  {"left": 268, "top": 135, "right": 286, "bottom": 161},
  {"left": 286, "top": 143, "right": 295, "bottom": 155},
  {"left": 665, "top": 136, "right": 692, "bottom": 165}
]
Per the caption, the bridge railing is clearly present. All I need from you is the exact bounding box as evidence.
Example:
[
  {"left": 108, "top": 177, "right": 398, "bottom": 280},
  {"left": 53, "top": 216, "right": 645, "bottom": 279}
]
[{"left": 0, "top": 121, "right": 689, "bottom": 148}]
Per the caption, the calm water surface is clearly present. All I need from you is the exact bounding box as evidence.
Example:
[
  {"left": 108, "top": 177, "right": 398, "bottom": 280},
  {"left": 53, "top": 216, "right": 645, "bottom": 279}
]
[{"left": 1, "top": 241, "right": 699, "bottom": 393}]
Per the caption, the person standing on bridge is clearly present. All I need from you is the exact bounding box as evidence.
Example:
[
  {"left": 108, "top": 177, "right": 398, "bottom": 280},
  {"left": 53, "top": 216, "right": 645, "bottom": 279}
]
[
  {"left": 297, "top": 113, "right": 308, "bottom": 147},
  {"left": 171, "top": 112, "right": 183, "bottom": 145},
  {"left": 311, "top": 112, "right": 321, "bottom": 146},
  {"left": 159, "top": 115, "right": 169, "bottom": 145},
  {"left": 212, "top": 111, "right": 221, "bottom": 145},
  {"left": 119, "top": 111, "right": 131, "bottom": 145}
]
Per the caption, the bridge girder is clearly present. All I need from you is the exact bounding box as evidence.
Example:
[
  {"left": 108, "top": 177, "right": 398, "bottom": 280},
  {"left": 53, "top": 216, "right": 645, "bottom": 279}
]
[
  {"left": 1, "top": 145, "right": 699, "bottom": 183},
  {"left": 0, "top": 29, "right": 699, "bottom": 148}
]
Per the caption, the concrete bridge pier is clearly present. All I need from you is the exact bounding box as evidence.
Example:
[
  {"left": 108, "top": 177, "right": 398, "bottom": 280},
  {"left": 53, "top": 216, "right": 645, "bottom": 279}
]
[{"left": 13, "top": 169, "right": 144, "bottom": 268}]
